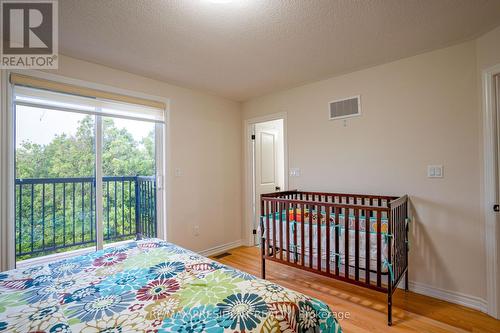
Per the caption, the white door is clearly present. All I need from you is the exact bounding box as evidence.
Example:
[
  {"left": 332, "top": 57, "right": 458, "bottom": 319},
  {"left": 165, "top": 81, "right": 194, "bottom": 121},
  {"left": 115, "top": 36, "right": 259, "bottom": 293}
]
[
  {"left": 253, "top": 120, "right": 284, "bottom": 245},
  {"left": 495, "top": 74, "right": 500, "bottom": 319}
]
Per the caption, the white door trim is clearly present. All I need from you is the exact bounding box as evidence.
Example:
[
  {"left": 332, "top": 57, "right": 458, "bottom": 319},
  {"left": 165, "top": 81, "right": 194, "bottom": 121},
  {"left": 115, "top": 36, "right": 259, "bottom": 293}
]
[
  {"left": 95, "top": 115, "right": 104, "bottom": 250},
  {"left": 0, "top": 70, "right": 16, "bottom": 271},
  {"left": 243, "top": 112, "right": 288, "bottom": 246},
  {"left": 482, "top": 63, "right": 500, "bottom": 319}
]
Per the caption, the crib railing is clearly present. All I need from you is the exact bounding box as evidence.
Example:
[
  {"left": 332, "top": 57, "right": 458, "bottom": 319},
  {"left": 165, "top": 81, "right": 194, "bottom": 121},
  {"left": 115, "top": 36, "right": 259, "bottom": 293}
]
[{"left": 260, "top": 190, "right": 409, "bottom": 325}]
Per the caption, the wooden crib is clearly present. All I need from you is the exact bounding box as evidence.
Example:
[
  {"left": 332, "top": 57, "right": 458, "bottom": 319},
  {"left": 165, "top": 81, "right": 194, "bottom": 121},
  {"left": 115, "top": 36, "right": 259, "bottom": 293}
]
[{"left": 260, "top": 190, "right": 409, "bottom": 326}]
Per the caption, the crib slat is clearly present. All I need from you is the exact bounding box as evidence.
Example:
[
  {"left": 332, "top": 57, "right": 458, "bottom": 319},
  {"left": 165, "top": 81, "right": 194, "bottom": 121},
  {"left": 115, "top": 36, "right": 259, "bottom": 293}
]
[
  {"left": 326, "top": 206, "right": 330, "bottom": 274},
  {"left": 335, "top": 206, "right": 340, "bottom": 276},
  {"left": 265, "top": 201, "right": 270, "bottom": 257},
  {"left": 293, "top": 204, "right": 298, "bottom": 263},
  {"left": 279, "top": 202, "right": 283, "bottom": 260},
  {"left": 403, "top": 203, "right": 406, "bottom": 276},
  {"left": 286, "top": 202, "right": 290, "bottom": 261},
  {"left": 365, "top": 208, "right": 371, "bottom": 285},
  {"left": 400, "top": 205, "right": 403, "bottom": 278},
  {"left": 345, "top": 204, "right": 349, "bottom": 279},
  {"left": 354, "top": 208, "right": 360, "bottom": 281},
  {"left": 376, "top": 211, "right": 382, "bottom": 287},
  {"left": 395, "top": 205, "right": 399, "bottom": 279},
  {"left": 397, "top": 205, "right": 401, "bottom": 278},
  {"left": 318, "top": 198, "right": 322, "bottom": 270},
  {"left": 273, "top": 201, "right": 277, "bottom": 259},
  {"left": 388, "top": 205, "right": 393, "bottom": 289},
  {"left": 301, "top": 204, "right": 305, "bottom": 266},
  {"left": 369, "top": 198, "right": 373, "bottom": 218},
  {"left": 309, "top": 204, "right": 313, "bottom": 268},
  {"left": 317, "top": 204, "right": 322, "bottom": 271}
]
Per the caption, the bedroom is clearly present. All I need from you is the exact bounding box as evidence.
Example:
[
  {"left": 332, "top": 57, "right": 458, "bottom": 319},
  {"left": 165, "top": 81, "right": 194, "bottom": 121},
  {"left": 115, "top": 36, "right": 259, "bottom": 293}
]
[{"left": 0, "top": 0, "right": 500, "bottom": 332}]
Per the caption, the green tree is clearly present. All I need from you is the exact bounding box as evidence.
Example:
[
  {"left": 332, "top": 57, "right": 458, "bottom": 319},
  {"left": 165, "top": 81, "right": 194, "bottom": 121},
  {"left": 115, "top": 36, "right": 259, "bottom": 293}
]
[{"left": 16, "top": 116, "right": 155, "bottom": 178}]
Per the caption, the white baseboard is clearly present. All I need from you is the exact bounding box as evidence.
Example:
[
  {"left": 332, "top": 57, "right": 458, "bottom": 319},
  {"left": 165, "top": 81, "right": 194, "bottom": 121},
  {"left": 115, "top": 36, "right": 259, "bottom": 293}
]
[
  {"left": 408, "top": 281, "right": 488, "bottom": 313},
  {"left": 198, "top": 239, "right": 243, "bottom": 257}
]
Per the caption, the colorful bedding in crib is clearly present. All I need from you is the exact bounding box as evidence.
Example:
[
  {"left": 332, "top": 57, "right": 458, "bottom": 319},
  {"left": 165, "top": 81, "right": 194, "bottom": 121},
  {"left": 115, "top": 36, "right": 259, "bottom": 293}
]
[
  {"left": 267, "top": 221, "right": 390, "bottom": 273},
  {"left": 263, "top": 210, "right": 391, "bottom": 273},
  {"left": 268, "top": 209, "right": 389, "bottom": 233},
  {"left": 0, "top": 239, "right": 342, "bottom": 333}
]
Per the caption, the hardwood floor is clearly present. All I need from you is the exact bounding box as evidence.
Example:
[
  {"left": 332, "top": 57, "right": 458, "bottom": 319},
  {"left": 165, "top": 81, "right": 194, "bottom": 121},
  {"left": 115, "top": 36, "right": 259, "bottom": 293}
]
[{"left": 211, "top": 246, "right": 500, "bottom": 333}]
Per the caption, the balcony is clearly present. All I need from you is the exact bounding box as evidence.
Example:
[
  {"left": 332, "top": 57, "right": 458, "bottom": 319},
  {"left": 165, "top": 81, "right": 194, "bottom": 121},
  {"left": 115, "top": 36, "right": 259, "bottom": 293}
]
[{"left": 15, "top": 176, "right": 157, "bottom": 261}]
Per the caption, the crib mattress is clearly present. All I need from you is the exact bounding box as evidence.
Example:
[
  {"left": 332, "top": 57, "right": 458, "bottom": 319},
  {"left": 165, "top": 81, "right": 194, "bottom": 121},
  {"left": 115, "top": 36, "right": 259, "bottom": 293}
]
[{"left": 264, "top": 214, "right": 390, "bottom": 273}]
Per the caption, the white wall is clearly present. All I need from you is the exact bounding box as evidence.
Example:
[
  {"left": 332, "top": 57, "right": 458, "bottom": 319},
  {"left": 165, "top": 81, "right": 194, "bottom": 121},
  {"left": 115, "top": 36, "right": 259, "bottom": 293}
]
[
  {"left": 243, "top": 40, "right": 486, "bottom": 302},
  {"left": 37, "top": 55, "right": 243, "bottom": 254}
]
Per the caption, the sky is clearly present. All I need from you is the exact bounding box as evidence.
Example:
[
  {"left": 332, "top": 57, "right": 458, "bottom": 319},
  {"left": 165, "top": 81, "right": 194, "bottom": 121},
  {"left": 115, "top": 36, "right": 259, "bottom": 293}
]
[{"left": 15, "top": 105, "right": 155, "bottom": 148}]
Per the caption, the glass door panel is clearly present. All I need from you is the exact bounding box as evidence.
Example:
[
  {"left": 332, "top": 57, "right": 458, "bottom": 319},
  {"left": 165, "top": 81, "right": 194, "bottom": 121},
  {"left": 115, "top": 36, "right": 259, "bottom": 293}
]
[
  {"left": 15, "top": 106, "right": 96, "bottom": 260},
  {"left": 101, "top": 117, "right": 157, "bottom": 245}
]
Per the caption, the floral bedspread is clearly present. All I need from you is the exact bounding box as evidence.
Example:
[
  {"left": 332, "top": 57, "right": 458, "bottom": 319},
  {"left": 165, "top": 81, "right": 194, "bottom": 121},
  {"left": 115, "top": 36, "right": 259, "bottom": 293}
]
[{"left": 0, "top": 239, "right": 341, "bottom": 332}]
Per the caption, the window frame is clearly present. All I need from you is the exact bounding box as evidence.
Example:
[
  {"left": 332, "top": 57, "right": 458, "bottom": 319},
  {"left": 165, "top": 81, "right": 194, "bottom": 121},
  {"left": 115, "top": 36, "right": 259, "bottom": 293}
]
[{"left": 1, "top": 69, "right": 169, "bottom": 269}]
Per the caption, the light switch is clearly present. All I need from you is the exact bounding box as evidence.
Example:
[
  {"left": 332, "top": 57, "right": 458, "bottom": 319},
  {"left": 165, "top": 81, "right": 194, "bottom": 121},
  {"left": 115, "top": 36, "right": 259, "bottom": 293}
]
[
  {"left": 175, "top": 168, "right": 182, "bottom": 177},
  {"left": 427, "top": 165, "right": 443, "bottom": 178},
  {"left": 289, "top": 168, "right": 301, "bottom": 177},
  {"left": 434, "top": 166, "right": 442, "bottom": 177}
]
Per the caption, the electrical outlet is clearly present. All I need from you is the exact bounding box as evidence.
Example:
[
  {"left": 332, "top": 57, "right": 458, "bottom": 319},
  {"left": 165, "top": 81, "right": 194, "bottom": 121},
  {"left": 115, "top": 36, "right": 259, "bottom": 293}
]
[{"left": 193, "top": 225, "right": 200, "bottom": 236}]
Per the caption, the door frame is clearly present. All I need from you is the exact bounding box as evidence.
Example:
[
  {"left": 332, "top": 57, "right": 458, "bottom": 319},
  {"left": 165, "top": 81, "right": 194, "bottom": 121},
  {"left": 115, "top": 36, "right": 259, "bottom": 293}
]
[
  {"left": 243, "top": 112, "right": 288, "bottom": 246},
  {"left": 0, "top": 69, "right": 170, "bottom": 270},
  {"left": 0, "top": 70, "right": 15, "bottom": 271},
  {"left": 482, "top": 63, "right": 500, "bottom": 319}
]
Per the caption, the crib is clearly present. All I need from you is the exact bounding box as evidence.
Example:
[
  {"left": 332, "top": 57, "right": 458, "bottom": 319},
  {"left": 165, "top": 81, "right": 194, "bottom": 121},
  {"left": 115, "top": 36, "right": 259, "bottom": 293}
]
[{"left": 260, "top": 190, "right": 409, "bottom": 326}]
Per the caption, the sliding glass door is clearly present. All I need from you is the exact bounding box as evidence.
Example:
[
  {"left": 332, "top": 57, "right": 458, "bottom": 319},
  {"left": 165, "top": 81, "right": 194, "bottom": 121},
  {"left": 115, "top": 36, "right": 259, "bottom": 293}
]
[{"left": 13, "top": 84, "right": 165, "bottom": 262}]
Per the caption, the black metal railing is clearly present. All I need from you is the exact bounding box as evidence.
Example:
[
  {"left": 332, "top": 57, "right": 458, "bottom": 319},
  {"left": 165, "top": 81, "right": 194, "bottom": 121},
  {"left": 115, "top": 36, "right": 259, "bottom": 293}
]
[{"left": 15, "top": 176, "right": 156, "bottom": 260}]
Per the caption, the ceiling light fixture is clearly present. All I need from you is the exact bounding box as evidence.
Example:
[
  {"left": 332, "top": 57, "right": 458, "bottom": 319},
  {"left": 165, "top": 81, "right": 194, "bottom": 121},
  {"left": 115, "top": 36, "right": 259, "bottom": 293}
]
[{"left": 207, "top": 0, "right": 233, "bottom": 4}]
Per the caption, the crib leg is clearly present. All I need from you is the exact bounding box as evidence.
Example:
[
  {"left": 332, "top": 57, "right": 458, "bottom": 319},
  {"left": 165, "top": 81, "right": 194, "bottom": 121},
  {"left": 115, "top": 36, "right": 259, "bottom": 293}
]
[
  {"left": 261, "top": 257, "right": 266, "bottom": 279},
  {"left": 388, "top": 293, "right": 393, "bottom": 326},
  {"left": 405, "top": 269, "right": 409, "bottom": 292}
]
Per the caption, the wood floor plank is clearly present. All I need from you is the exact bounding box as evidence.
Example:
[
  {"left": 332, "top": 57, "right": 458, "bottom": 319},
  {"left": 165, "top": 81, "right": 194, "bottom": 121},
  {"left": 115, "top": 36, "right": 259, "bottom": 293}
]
[{"left": 211, "top": 246, "right": 500, "bottom": 333}]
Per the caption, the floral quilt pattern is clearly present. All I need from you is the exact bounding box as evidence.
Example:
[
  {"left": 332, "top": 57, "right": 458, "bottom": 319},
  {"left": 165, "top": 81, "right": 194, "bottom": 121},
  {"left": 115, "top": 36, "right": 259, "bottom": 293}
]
[{"left": 0, "top": 239, "right": 342, "bottom": 332}]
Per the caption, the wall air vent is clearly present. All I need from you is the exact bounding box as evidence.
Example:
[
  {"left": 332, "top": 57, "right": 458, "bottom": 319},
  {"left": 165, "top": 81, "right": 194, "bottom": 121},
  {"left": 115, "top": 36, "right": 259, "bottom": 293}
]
[{"left": 329, "top": 95, "right": 361, "bottom": 120}]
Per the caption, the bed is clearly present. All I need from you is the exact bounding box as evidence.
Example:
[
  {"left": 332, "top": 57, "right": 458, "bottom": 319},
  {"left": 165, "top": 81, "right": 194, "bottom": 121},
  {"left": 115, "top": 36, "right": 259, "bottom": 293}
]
[
  {"left": 0, "top": 238, "right": 342, "bottom": 333},
  {"left": 260, "top": 190, "right": 409, "bottom": 326}
]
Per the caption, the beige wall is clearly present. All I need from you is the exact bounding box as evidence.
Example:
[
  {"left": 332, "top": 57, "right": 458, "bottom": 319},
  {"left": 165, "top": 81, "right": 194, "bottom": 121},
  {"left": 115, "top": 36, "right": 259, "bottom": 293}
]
[
  {"left": 477, "top": 25, "right": 500, "bottom": 71},
  {"left": 45, "top": 55, "right": 242, "bottom": 253},
  {"left": 243, "top": 41, "right": 485, "bottom": 299}
]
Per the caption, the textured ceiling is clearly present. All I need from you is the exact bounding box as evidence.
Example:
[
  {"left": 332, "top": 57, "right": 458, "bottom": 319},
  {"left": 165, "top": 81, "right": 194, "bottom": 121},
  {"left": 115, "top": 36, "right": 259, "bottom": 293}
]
[{"left": 60, "top": 0, "right": 500, "bottom": 101}]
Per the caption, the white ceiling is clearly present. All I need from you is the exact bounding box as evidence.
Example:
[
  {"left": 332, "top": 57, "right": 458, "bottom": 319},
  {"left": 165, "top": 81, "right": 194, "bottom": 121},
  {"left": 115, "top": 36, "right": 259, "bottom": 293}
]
[{"left": 60, "top": 0, "right": 500, "bottom": 101}]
